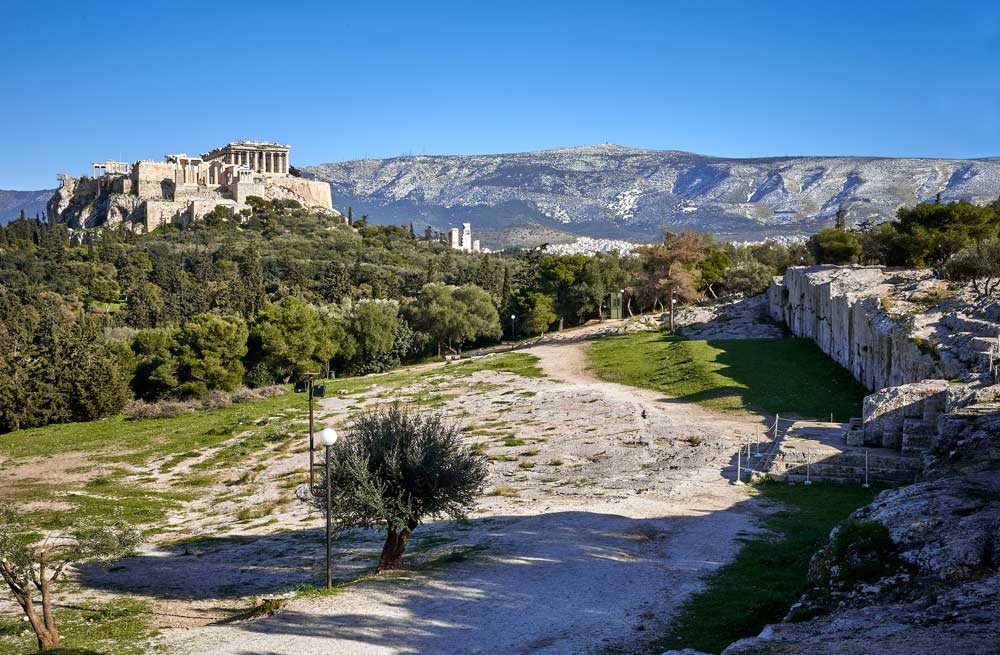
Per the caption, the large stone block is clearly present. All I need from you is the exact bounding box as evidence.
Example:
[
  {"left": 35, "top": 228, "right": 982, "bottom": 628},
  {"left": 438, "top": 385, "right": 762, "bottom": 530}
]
[{"left": 769, "top": 266, "right": 941, "bottom": 392}]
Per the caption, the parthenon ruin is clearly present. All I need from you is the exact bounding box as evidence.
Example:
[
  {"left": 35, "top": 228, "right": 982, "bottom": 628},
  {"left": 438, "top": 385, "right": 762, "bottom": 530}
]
[
  {"left": 202, "top": 141, "right": 290, "bottom": 175},
  {"left": 50, "top": 140, "right": 335, "bottom": 231}
]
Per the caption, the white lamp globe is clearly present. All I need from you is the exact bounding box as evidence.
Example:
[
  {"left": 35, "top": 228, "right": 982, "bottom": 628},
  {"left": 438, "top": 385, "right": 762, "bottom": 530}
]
[{"left": 318, "top": 427, "right": 339, "bottom": 447}]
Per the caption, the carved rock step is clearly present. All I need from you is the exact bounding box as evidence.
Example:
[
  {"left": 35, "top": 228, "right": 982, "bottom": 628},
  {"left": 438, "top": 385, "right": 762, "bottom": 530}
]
[
  {"left": 943, "top": 313, "right": 1000, "bottom": 337},
  {"left": 901, "top": 434, "right": 932, "bottom": 457},
  {"left": 902, "top": 418, "right": 936, "bottom": 437},
  {"left": 954, "top": 335, "right": 998, "bottom": 365}
]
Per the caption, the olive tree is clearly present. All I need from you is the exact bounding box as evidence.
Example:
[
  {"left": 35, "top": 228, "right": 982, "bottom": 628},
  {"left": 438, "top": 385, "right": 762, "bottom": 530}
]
[
  {"left": 944, "top": 237, "right": 1000, "bottom": 299},
  {"left": 313, "top": 405, "right": 488, "bottom": 572},
  {"left": 409, "top": 283, "right": 501, "bottom": 355},
  {"left": 0, "top": 505, "right": 141, "bottom": 651}
]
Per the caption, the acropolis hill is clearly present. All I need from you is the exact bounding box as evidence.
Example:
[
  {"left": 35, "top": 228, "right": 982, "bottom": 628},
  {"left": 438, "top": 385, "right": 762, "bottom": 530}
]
[{"left": 47, "top": 140, "right": 334, "bottom": 231}]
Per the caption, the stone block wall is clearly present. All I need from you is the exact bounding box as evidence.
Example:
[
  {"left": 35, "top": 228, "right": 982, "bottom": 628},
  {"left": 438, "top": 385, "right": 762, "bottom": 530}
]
[
  {"left": 132, "top": 161, "right": 176, "bottom": 199},
  {"left": 861, "top": 380, "right": 949, "bottom": 452},
  {"left": 144, "top": 200, "right": 187, "bottom": 231},
  {"left": 264, "top": 176, "right": 333, "bottom": 209},
  {"left": 768, "top": 266, "right": 939, "bottom": 392}
]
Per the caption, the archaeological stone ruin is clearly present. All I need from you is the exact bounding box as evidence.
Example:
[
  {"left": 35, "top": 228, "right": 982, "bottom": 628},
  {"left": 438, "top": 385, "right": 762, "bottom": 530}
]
[
  {"left": 771, "top": 267, "right": 998, "bottom": 441},
  {"left": 695, "top": 265, "right": 1000, "bottom": 655},
  {"left": 48, "top": 140, "right": 334, "bottom": 232}
]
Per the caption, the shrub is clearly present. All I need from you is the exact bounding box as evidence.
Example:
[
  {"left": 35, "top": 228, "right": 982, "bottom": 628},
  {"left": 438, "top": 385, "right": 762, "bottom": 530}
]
[
  {"left": 124, "top": 399, "right": 194, "bottom": 420},
  {"left": 824, "top": 519, "right": 899, "bottom": 587}
]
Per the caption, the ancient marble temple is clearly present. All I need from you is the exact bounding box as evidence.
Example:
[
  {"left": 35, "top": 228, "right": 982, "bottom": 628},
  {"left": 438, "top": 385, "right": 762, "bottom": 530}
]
[{"left": 51, "top": 140, "right": 334, "bottom": 231}]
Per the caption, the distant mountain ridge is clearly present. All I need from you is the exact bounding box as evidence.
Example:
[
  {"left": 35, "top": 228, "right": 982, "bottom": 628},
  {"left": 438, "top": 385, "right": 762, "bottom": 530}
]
[
  {"left": 0, "top": 189, "right": 53, "bottom": 224},
  {"left": 303, "top": 145, "right": 1000, "bottom": 244}
]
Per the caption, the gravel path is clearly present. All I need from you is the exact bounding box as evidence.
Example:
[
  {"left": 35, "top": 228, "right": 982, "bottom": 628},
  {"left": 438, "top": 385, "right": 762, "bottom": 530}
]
[{"left": 161, "top": 329, "right": 768, "bottom": 655}]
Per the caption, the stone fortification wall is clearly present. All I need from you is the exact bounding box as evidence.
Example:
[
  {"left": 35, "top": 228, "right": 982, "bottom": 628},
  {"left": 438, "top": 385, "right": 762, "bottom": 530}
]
[
  {"left": 132, "top": 161, "right": 176, "bottom": 199},
  {"left": 767, "top": 266, "right": 939, "bottom": 392}
]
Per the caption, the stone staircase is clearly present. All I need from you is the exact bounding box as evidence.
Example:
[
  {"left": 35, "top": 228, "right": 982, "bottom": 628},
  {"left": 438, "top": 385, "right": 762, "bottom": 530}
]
[
  {"left": 940, "top": 313, "right": 1000, "bottom": 384},
  {"left": 759, "top": 421, "right": 922, "bottom": 486},
  {"left": 900, "top": 418, "right": 935, "bottom": 456}
]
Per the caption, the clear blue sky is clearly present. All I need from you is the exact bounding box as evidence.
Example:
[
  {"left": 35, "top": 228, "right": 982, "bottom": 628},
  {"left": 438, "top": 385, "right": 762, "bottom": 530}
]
[{"left": 3, "top": 0, "right": 1000, "bottom": 189}]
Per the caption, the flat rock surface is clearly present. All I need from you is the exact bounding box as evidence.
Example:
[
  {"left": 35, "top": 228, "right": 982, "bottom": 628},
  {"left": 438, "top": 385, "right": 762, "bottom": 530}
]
[{"left": 159, "top": 325, "right": 770, "bottom": 655}]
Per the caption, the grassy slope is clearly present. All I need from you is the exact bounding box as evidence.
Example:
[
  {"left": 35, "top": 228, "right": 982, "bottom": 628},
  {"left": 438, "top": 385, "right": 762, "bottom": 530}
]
[
  {"left": 651, "top": 482, "right": 878, "bottom": 654},
  {"left": 0, "top": 353, "right": 542, "bottom": 523},
  {"left": 586, "top": 332, "right": 869, "bottom": 421},
  {"left": 0, "top": 352, "right": 541, "bottom": 655}
]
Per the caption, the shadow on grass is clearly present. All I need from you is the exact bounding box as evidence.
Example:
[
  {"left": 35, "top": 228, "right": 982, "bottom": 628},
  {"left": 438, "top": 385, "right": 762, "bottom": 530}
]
[{"left": 587, "top": 331, "right": 870, "bottom": 421}]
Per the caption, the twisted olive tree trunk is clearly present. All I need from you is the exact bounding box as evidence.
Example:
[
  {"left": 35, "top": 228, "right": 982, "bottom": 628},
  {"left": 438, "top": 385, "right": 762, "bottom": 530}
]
[
  {"left": 0, "top": 568, "right": 60, "bottom": 651},
  {"left": 376, "top": 518, "right": 419, "bottom": 573}
]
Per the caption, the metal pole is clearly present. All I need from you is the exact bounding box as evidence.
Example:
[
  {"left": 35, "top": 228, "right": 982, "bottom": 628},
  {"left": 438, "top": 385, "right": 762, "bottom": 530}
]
[
  {"left": 308, "top": 376, "right": 315, "bottom": 488},
  {"left": 736, "top": 447, "right": 742, "bottom": 484},
  {"left": 326, "top": 444, "right": 333, "bottom": 589}
]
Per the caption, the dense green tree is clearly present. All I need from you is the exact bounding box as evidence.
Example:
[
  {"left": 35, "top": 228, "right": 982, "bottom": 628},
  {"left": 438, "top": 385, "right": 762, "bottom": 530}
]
[
  {"left": 250, "top": 297, "right": 337, "bottom": 382},
  {"left": 890, "top": 200, "right": 1000, "bottom": 268},
  {"left": 807, "top": 228, "right": 862, "bottom": 264},
  {"left": 131, "top": 328, "right": 181, "bottom": 400},
  {"left": 696, "top": 246, "right": 732, "bottom": 297},
  {"left": 342, "top": 300, "right": 403, "bottom": 373},
  {"left": 514, "top": 291, "right": 558, "bottom": 336},
  {"left": 0, "top": 293, "right": 130, "bottom": 432},
  {"left": 409, "top": 283, "right": 501, "bottom": 355},
  {"left": 539, "top": 254, "right": 587, "bottom": 323},
  {"left": 173, "top": 313, "right": 248, "bottom": 397},
  {"left": 724, "top": 260, "right": 776, "bottom": 296}
]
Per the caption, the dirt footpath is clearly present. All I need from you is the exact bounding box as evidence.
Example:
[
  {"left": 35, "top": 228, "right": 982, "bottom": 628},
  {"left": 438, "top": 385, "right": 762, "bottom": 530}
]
[{"left": 162, "top": 330, "right": 769, "bottom": 655}]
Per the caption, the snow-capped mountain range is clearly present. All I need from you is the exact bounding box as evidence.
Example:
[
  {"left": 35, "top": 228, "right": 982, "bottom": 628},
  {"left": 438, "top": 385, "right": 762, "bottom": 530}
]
[{"left": 303, "top": 145, "right": 1000, "bottom": 243}]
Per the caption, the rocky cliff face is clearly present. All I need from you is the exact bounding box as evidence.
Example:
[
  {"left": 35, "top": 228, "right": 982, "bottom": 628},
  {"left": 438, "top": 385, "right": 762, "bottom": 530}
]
[
  {"left": 767, "top": 266, "right": 944, "bottom": 392},
  {"left": 714, "top": 409, "right": 1000, "bottom": 655},
  {"left": 681, "top": 268, "right": 1000, "bottom": 655},
  {"left": 303, "top": 145, "right": 1000, "bottom": 241}
]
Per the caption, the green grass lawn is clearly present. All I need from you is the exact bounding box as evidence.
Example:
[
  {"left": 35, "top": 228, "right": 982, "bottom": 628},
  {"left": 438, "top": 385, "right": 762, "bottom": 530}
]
[
  {"left": 0, "top": 352, "right": 544, "bottom": 529},
  {"left": 0, "top": 352, "right": 543, "bottom": 655},
  {"left": 651, "top": 482, "right": 879, "bottom": 654},
  {"left": 0, "top": 598, "right": 152, "bottom": 655},
  {"left": 586, "top": 332, "right": 869, "bottom": 421}
]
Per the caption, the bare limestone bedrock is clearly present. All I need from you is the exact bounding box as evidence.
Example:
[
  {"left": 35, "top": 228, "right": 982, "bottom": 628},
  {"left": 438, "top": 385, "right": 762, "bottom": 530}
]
[
  {"left": 767, "top": 266, "right": 941, "bottom": 391},
  {"left": 673, "top": 267, "right": 1000, "bottom": 655}
]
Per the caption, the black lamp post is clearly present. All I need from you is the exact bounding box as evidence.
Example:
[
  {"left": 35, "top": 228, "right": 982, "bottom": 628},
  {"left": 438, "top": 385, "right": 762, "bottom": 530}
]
[
  {"left": 315, "top": 426, "right": 339, "bottom": 589},
  {"left": 510, "top": 314, "right": 516, "bottom": 341},
  {"left": 303, "top": 372, "right": 319, "bottom": 486}
]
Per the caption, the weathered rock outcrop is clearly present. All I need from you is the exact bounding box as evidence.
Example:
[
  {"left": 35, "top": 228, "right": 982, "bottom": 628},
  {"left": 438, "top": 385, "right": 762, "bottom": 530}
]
[
  {"left": 767, "top": 266, "right": 942, "bottom": 391},
  {"left": 719, "top": 439, "right": 1000, "bottom": 655},
  {"left": 710, "top": 268, "right": 1000, "bottom": 655}
]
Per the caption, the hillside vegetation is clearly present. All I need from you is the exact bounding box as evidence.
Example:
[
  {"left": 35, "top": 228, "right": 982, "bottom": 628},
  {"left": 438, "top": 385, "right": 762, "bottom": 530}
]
[{"left": 3, "top": 195, "right": 997, "bottom": 434}]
